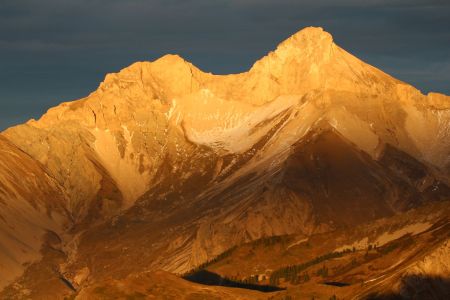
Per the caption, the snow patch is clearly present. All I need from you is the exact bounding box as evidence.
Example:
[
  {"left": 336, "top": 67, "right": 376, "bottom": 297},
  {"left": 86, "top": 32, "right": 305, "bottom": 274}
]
[
  {"left": 375, "top": 222, "right": 432, "bottom": 247},
  {"left": 182, "top": 94, "right": 299, "bottom": 153},
  {"left": 334, "top": 222, "right": 433, "bottom": 253}
]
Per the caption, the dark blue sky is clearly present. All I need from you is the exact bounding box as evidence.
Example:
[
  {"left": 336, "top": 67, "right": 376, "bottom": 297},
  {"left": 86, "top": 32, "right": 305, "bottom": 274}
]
[{"left": 1, "top": 0, "right": 449, "bottom": 130}]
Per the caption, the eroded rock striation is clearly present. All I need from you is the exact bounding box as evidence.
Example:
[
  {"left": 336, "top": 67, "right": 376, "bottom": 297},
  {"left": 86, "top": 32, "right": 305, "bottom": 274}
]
[{"left": 0, "top": 27, "right": 449, "bottom": 298}]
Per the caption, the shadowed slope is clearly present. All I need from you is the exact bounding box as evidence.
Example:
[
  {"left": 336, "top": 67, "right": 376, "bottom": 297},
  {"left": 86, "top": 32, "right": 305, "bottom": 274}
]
[{"left": 0, "top": 27, "right": 448, "bottom": 298}]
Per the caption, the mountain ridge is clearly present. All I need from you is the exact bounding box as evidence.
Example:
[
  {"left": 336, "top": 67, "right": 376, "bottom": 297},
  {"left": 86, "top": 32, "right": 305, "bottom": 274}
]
[{"left": 0, "top": 26, "right": 449, "bottom": 298}]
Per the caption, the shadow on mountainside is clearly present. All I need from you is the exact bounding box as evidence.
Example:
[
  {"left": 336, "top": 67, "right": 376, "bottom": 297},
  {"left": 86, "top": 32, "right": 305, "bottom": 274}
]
[
  {"left": 183, "top": 270, "right": 284, "bottom": 292},
  {"left": 365, "top": 274, "right": 450, "bottom": 299}
]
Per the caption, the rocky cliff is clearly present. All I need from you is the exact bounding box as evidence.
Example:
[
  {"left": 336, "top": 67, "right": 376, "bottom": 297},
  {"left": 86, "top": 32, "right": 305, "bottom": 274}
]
[{"left": 0, "top": 27, "right": 449, "bottom": 298}]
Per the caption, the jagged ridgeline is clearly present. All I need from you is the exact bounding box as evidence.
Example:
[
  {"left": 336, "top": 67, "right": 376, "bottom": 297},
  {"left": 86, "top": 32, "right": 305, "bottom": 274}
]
[{"left": 0, "top": 27, "right": 449, "bottom": 299}]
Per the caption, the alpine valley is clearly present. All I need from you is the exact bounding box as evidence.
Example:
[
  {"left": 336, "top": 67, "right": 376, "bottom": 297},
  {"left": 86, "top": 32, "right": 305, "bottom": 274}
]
[{"left": 0, "top": 27, "right": 449, "bottom": 299}]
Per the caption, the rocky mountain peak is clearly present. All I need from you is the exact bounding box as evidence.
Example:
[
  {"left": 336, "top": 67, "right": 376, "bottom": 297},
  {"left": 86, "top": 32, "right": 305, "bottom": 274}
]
[
  {"left": 0, "top": 26, "right": 449, "bottom": 299},
  {"left": 251, "top": 27, "right": 333, "bottom": 68},
  {"left": 274, "top": 26, "right": 334, "bottom": 57},
  {"left": 97, "top": 53, "right": 196, "bottom": 101}
]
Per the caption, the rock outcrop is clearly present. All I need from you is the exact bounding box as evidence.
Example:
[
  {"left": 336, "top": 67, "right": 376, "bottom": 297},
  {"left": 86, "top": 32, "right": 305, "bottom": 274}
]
[{"left": 0, "top": 27, "right": 449, "bottom": 298}]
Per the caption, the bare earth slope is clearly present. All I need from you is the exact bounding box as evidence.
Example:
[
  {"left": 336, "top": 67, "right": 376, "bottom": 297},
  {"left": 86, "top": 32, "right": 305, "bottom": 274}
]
[
  {"left": 190, "top": 201, "right": 450, "bottom": 300},
  {"left": 0, "top": 27, "right": 449, "bottom": 299},
  {"left": 0, "top": 136, "right": 68, "bottom": 290}
]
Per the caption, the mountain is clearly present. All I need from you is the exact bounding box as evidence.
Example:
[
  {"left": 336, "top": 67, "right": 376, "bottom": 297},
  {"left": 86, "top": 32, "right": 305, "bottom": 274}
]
[
  {"left": 0, "top": 27, "right": 449, "bottom": 299},
  {"left": 184, "top": 201, "right": 450, "bottom": 300}
]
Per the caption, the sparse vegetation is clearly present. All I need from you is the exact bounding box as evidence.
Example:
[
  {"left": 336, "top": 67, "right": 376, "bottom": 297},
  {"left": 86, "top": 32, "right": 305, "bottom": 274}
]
[
  {"left": 316, "top": 265, "right": 328, "bottom": 278},
  {"left": 183, "top": 270, "right": 282, "bottom": 292},
  {"left": 250, "top": 235, "right": 290, "bottom": 248},
  {"left": 269, "top": 250, "right": 351, "bottom": 285},
  {"left": 377, "top": 235, "right": 414, "bottom": 255},
  {"left": 183, "top": 236, "right": 291, "bottom": 278},
  {"left": 183, "top": 246, "right": 237, "bottom": 276},
  {"left": 378, "top": 242, "right": 398, "bottom": 254}
]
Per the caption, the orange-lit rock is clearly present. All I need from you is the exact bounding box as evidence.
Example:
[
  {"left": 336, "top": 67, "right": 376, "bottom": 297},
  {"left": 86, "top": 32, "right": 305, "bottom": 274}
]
[{"left": 0, "top": 27, "right": 449, "bottom": 299}]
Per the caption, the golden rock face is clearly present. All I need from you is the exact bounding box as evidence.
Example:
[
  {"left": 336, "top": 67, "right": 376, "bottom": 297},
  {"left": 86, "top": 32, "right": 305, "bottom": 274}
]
[
  {"left": 0, "top": 136, "right": 68, "bottom": 289},
  {"left": 0, "top": 27, "right": 449, "bottom": 298}
]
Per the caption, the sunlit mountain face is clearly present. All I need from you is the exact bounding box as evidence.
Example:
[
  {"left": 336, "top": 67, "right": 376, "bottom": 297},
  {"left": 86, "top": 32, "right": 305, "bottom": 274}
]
[{"left": 0, "top": 27, "right": 449, "bottom": 299}]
